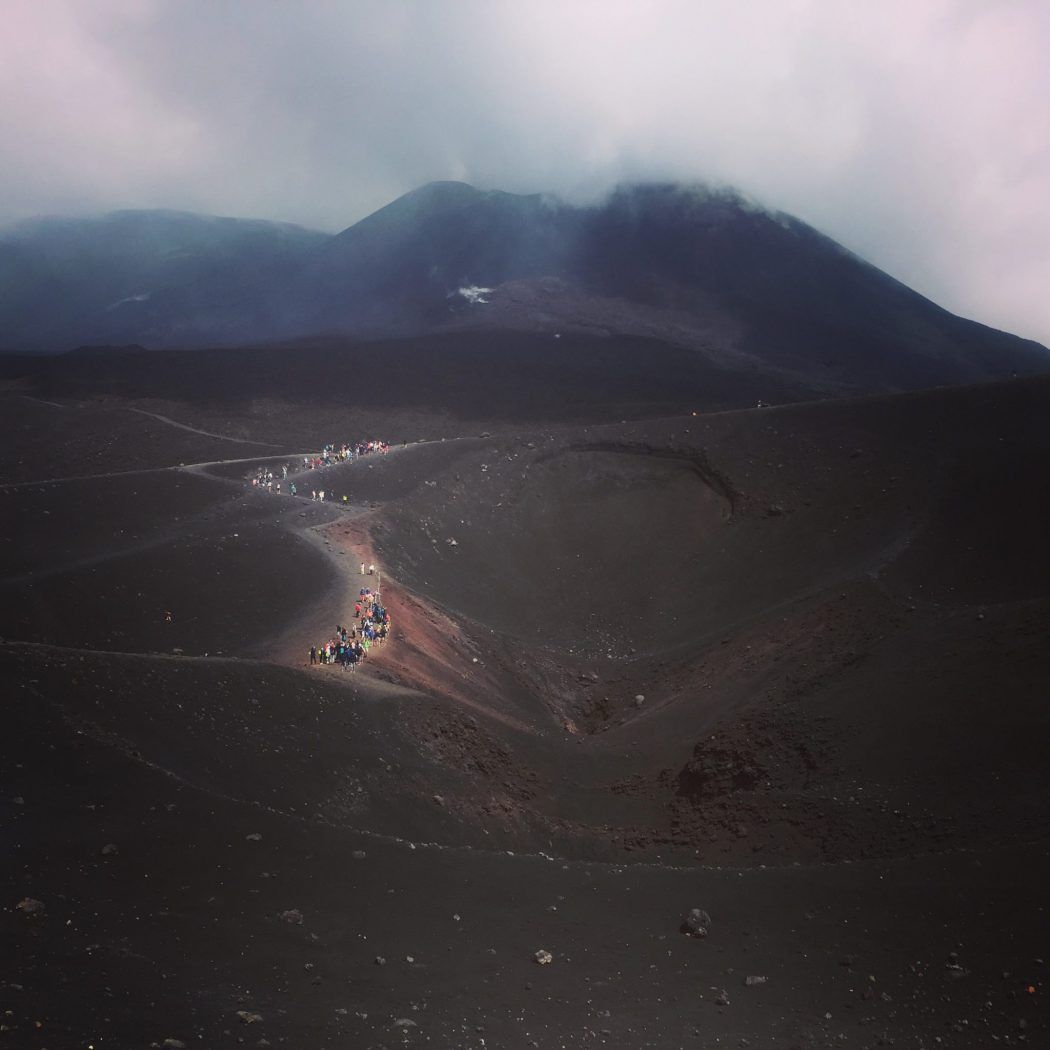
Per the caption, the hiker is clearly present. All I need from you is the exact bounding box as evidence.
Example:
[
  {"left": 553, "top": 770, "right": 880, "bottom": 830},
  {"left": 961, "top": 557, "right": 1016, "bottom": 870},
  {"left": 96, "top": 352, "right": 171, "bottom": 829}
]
[
  {"left": 309, "top": 645, "right": 316, "bottom": 665},
  {"left": 368, "top": 563, "right": 375, "bottom": 575}
]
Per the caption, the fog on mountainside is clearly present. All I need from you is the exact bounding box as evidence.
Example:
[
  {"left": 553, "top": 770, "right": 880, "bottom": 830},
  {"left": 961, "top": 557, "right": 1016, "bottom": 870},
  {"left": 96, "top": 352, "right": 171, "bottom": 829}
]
[{"left": 2, "top": 182, "right": 1046, "bottom": 396}]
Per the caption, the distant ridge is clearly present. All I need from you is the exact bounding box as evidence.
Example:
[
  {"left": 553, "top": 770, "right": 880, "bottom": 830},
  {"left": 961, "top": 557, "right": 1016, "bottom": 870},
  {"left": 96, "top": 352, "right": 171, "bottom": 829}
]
[{"left": 1, "top": 182, "right": 1046, "bottom": 394}]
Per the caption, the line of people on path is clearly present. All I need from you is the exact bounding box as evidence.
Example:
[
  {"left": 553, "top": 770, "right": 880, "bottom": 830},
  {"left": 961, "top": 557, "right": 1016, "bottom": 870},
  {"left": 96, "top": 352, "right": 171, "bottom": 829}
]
[
  {"left": 248, "top": 439, "right": 389, "bottom": 501},
  {"left": 303, "top": 439, "right": 389, "bottom": 472},
  {"left": 309, "top": 587, "right": 391, "bottom": 671}
]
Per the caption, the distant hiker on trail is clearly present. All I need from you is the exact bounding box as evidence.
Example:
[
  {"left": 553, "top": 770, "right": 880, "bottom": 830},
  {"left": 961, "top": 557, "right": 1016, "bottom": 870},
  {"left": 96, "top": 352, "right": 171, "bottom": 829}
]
[
  {"left": 360, "top": 562, "right": 365, "bottom": 575},
  {"left": 164, "top": 610, "right": 173, "bottom": 623},
  {"left": 309, "top": 646, "right": 316, "bottom": 665},
  {"left": 368, "top": 563, "right": 375, "bottom": 575}
]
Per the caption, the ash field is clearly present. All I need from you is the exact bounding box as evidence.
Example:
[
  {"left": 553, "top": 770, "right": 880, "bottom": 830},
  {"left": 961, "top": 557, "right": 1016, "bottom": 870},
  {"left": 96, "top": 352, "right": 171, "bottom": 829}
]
[{"left": 3, "top": 186, "right": 1050, "bottom": 1049}]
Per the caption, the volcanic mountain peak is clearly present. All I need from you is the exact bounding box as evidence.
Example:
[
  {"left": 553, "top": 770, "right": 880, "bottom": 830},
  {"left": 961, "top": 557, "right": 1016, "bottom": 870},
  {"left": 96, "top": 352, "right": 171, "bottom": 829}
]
[{"left": 1, "top": 180, "right": 1047, "bottom": 397}]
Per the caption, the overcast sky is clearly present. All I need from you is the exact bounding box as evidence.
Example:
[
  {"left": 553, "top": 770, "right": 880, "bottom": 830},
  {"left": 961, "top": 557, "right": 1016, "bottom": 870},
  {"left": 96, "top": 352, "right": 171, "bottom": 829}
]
[{"left": 3, "top": 0, "right": 1048, "bottom": 343}]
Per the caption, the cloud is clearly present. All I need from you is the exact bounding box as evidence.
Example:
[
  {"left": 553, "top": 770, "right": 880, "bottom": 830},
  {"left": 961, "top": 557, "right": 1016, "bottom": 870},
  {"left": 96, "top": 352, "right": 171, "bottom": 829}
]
[{"left": 2, "top": 0, "right": 1048, "bottom": 343}]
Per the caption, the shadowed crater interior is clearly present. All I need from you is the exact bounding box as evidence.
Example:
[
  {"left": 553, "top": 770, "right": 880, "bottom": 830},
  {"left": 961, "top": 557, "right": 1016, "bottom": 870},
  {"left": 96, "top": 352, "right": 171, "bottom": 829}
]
[{"left": 381, "top": 447, "right": 731, "bottom": 657}]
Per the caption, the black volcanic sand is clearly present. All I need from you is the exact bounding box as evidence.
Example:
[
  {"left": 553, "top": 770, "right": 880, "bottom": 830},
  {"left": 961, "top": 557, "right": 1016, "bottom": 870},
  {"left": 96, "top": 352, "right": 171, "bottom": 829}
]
[
  {"left": 0, "top": 394, "right": 280, "bottom": 485},
  {"left": 8, "top": 330, "right": 822, "bottom": 444},
  {"left": 2, "top": 373, "right": 1050, "bottom": 1046}
]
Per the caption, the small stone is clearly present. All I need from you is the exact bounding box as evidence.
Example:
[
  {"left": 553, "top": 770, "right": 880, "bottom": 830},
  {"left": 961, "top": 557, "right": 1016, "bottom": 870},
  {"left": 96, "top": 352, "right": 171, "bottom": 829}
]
[
  {"left": 683, "top": 908, "right": 711, "bottom": 937},
  {"left": 12, "top": 797, "right": 24, "bottom": 806},
  {"left": 279, "top": 909, "right": 303, "bottom": 925},
  {"left": 351, "top": 850, "right": 366, "bottom": 860},
  {"left": 246, "top": 833, "right": 262, "bottom": 842},
  {"left": 101, "top": 843, "right": 119, "bottom": 856},
  {"left": 374, "top": 955, "right": 386, "bottom": 966},
  {"left": 235, "top": 1011, "right": 263, "bottom": 1024},
  {"left": 393, "top": 1018, "right": 418, "bottom": 1027},
  {"left": 715, "top": 989, "right": 731, "bottom": 1006},
  {"left": 162, "top": 1040, "right": 187, "bottom": 1049},
  {"left": 534, "top": 949, "right": 553, "bottom": 965},
  {"left": 15, "top": 898, "right": 44, "bottom": 915},
  {"left": 744, "top": 975, "right": 767, "bottom": 986}
]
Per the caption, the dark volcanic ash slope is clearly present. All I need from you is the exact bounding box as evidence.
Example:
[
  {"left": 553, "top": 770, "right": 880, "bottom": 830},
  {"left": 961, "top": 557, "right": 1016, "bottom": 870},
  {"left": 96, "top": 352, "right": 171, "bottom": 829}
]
[
  {"left": 3, "top": 374, "right": 1050, "bottom": 1047},
  {"left": 358, "top": 376, "right": 1050, "bottom": 867}
]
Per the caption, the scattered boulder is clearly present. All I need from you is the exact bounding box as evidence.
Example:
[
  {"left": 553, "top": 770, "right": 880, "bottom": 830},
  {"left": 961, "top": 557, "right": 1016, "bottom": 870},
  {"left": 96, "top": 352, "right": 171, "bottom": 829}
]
[
  {"left": 374, "top": 955, "right": 386, "bottom": 966},
  {"left": 634, "top": 694, "right": 645, "bottom": 707},
  {"left": 393, "top": 1018, "right": 418, "bottom": 1028},
  {"left": 534, "top": 949, "right": 553, "bottom": 965},
  {"left": 744, "top": 975, "right": 768, "bottom": 986},
  {"left": 351, "top": 850, "right": 367, "bottom": 860},
  {"left": 100, "top": 843, "right": 119, "bottom": 856},
  {"left": 162, "top": 1040, "right": 187, "bottom": 1049},
  {"left": 15, "top": 898, "right": 43, "bottom": 915},
  {"left": 246, "top": 833, "right": 262, "bottom": 842},
  {"left": 682, "top": 908, "right": 711, "bottom": 938},
  {"left": 279, "top": 909, "right": 303, "bottom": 925},
  {"left": 235, "top": 1011, "right": 263, "bottom": 1024},
  {"left": 715, "top": 989, "right": 731, "bottom": 1006}
]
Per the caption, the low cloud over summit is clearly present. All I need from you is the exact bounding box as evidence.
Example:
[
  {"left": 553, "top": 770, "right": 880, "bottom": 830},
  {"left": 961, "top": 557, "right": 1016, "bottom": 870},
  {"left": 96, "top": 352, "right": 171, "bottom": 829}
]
[{"left": 2, "top": 1, "right": 1049, "bottom": 342}]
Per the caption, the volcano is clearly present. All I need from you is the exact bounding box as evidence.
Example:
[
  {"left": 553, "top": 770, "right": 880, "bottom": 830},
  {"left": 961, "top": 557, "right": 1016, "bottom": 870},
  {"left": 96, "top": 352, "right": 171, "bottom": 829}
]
[
  {"left": 2, "top": 185, "right": 1049, "bottom": 1047},
  {"left": 3, "top": 182, "right": 1047, "bottom": 395}
]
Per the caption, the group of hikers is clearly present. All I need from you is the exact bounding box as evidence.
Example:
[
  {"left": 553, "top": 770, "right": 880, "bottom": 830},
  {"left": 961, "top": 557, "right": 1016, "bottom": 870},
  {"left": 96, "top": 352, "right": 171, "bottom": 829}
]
[
  {"left": 247, "top": 438, "right": 390, "bottom": 503},
  {"left": 309, "top": 586, "right": 390, "bottom": 671},
  {"left": 302, "top": 439, "right": 390, "bottom": 471},
  {"left": 250, "top": 463, "right": 289, "bottom": 493},
  {"left": 244, "top": 442, "right": 396, "bottom": 673}
]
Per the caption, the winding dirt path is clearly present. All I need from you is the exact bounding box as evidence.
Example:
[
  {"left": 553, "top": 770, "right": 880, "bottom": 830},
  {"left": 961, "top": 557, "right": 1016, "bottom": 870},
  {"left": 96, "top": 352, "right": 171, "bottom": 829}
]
[{"left": 125, "top": 407, "right": 280, "bottom": 447}]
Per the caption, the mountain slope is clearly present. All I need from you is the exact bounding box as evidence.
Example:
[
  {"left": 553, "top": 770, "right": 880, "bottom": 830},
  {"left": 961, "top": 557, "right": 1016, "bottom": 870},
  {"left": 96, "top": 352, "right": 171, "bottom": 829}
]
[
  {"left": 1, "top": 183, "right": 1046, "bottom": 394},
  {"left": 0, "top": 210, "right": 326, "bottom": 349}
]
